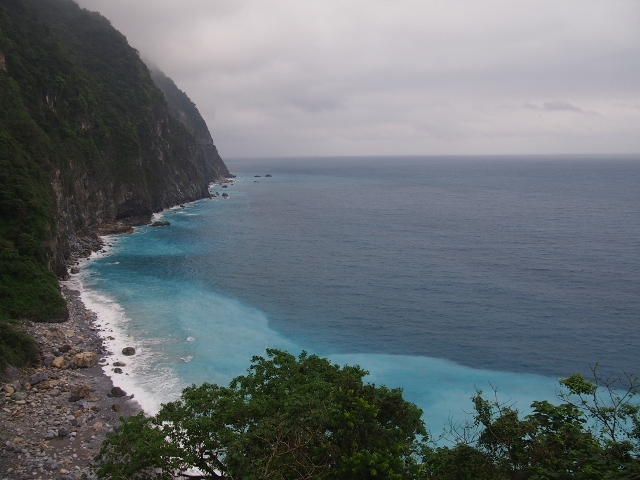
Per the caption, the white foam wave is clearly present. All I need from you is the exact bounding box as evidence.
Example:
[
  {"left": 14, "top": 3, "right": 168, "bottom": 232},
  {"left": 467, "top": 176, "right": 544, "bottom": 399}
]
[
  {"left": 151, "top": 207, "right": 179, "bottom": 223},
  {"left": 75, "top": 271, "right": 181, "bottom": 415}
]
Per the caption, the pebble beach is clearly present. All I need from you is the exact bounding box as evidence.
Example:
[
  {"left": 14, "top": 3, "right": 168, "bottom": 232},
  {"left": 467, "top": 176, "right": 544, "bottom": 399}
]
[{"left": 0, "top": 284, "right": 142, "bottom": 479}]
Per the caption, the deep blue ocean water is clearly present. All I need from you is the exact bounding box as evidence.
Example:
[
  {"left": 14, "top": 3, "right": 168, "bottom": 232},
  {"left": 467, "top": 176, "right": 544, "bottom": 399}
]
[{"left": 76, "top": 155, "right": 640, "bottom": 433}]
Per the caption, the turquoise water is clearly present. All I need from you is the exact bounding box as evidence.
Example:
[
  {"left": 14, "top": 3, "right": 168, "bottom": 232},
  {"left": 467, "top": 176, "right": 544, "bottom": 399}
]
[{"left": 76, "top": 156, "right": 640, "bottom": 434}]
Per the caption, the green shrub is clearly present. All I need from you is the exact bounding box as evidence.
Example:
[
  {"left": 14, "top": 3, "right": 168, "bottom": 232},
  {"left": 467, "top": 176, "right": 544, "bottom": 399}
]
[{"left": 0, "top": 317, "right": 39, "bottom": 370}]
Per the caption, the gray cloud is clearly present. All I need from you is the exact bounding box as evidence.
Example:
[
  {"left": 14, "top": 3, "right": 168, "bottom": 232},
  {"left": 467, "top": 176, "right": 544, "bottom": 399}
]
[
  {"left": 543, "top": 102, "right": 584, "bottom": 113},
  {"left": 75, "top": 0, "right": 640, "bottom": 156}
]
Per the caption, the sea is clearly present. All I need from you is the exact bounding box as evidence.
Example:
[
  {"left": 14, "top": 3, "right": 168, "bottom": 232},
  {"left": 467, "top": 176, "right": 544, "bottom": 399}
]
[{"left": 73, "top": 155, "right": 640, "bottom": 436}]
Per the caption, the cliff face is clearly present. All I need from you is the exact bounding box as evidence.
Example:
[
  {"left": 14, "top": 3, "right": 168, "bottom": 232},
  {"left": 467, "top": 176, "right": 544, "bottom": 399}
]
[
  {"left": 0, "top": 0, "right": 230, "bottom": 322},
  {"left": 149, "top": 67, "right": 231, "bottom": 182}
]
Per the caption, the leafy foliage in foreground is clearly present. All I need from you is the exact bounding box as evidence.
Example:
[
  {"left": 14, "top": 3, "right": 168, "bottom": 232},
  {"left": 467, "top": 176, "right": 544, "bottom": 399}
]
[
  {"left": 95, "top": 349, "right": 428, "bottom": 480},
  {"left": 424, "top": 367, "right": 640, "bottom": 479},
  {"left": 96, "top": 353, "right": 640, "bottom": 480}
]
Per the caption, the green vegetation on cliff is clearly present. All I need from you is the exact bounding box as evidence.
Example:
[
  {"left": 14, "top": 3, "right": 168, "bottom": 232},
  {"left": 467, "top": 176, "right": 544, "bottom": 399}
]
[
  {"left": 149, "top": 66, "right": 231, "bottom": 181},
  {"left": 0, "top": 0, "right": 229, "bottom": 368}
]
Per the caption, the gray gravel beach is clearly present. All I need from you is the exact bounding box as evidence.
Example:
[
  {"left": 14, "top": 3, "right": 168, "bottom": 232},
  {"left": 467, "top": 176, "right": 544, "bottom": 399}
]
[{"left": 0, "top": 284, "right": 142, "bottom": 480}]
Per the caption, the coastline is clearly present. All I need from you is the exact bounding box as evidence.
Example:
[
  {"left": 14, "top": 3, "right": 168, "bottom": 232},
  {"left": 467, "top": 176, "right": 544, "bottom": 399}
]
[
  {"left": 0, "top": 178, "right": 234, "bottom": 480},
  {"left": 0, "top": 284, "right": 142, "bottom": 479},
  {"left": 0, "top": 181, "right": 236, "bottom": 479},
  {"left": 74, "top": 238, "right": 179, "bottom": 416}
]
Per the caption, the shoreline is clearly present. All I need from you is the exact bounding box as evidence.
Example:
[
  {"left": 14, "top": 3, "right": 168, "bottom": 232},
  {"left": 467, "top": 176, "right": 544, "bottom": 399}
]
[
  {"left": 73, "top": 241, "right": 171, "bottom": 416},
  {"left": 0, "top": 180, "right": 238, "bottom": 479},
  {"left": 0, "top": 284, "right": 142, "bottom": 480},
  {"left": 61, "top": 177, "right": 237, "bottom": 417}
]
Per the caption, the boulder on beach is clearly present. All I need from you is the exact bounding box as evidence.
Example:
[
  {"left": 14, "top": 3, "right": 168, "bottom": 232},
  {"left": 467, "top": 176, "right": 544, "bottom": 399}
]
[
  {"left": 45, "top": 327, "right": 65, "bottom": 342},
  {"left": 70, "top": 384, "right": 91, "bottom": 398},
  {"left": 28, "top": 372, "right": 48, "bottom": 385},
  {"left": 122, "top": 347, "right": 136, "bottom": 356},
  {"left": 111, "top": 386, "right": 127, "bottom": 398},
  {"left": 51, "top": 357, "right": 65, "bottom": 369},
  {"left": 74, "top": 352, "right": 98, "bottom": 368}
]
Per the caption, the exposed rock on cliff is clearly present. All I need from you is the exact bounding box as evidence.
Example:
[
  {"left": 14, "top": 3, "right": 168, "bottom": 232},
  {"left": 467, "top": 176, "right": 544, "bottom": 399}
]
[{"left": 149, "top": 66, "right": 231, "bottom": 182}]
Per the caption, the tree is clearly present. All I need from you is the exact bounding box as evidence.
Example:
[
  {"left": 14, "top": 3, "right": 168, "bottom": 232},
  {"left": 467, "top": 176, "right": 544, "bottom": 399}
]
[
  {"left": 95, "top": 349, "right": 428, "bottom": 480},
  {"left": 423, "top": 368, "right": 640, "bottom": 479}
]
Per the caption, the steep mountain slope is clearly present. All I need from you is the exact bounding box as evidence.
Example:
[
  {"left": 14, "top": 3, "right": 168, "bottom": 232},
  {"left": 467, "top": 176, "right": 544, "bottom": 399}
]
[
  {"left": 0, "top": 0, "right": 230, "bottom": 365},
  {"left": 149, "top": 66, "right": 230, "bottom": 182}
]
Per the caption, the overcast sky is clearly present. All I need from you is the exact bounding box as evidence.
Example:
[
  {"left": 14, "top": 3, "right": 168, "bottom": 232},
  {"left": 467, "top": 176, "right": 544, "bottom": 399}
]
[{"left": 75, "top": 0, "right": 640, "bottom": 158}]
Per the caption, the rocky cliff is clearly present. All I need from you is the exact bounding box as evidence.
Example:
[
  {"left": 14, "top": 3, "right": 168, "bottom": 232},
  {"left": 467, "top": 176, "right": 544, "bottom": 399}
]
[
  {"left": 149, "top": 66, "right": 231, "bottom": 183},
  {"left": 0, "top": 0, "right": 230, "bottom": 333}
]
